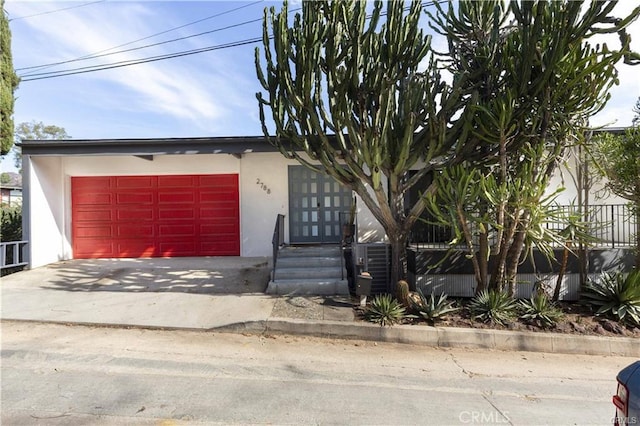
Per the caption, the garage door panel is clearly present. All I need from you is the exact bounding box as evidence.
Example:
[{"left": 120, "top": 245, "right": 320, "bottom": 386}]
[
  {"left": 200, "top": 191, "right": 237, "bottom": 202},
  {"left": 158, "top": 224, "right": 196, "bottom": 236},
  {"left": 75, "top": 192, "right": 113, "bottom": 205},
  {"left": 117, "top": 224, "right": 154, "bottom": 237},
  {"left": 75, "top": 209, "right": 113, "bottom": 222},
  {"left": 199, "top": 175, "right": 236, "bottom": 186},
  {"left": 116, "top": 208, "right": 155, "bottom": 220},
  {"left": 72, "top": 174, "right": 239, "bottom": 259},
  {"left": 201, "top": 206, "right": 238, "bottom": 218},
  {"left": 200, "top": 223, "right": 238, "bottom": 235},
  {"left": 157, "top": 192, "right": 196, "bottom": 204},
  {"left": 116, "top": 241, "right": 156, "bottom": 257},
  {"left": 75, "top": 240, "right": 116, "bottom": 258},
  {"left": 158, "top": 209, "right": 195, "bottom": 220},
  {"left": 73, "top": 176, "right": 112, "bottom": 190},
  {"left": 116, "top": 176, "right": 154, "bottom": 188},
  {"left": 158, "top": 242, "right": 197, "bottom": 256},
  {"left": 75, "top": 225, "right": 114, "bottom": 238},
  {"left": 117, "top": 192, "right": 154, "bottom": 204},
  {"left": 158, "top": 175, "right": 196, "bottom": 187}
]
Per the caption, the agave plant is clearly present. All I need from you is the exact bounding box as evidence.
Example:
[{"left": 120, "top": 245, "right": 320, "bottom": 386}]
[
  {"left": 364, "top": 294, "right": 406, "bottom": 327},
  {"left": 469, "top": 290, "right": 518, "bottom": 325},
  {"left": 412, "top": 289, "right": 459, "bottom": 323},
  {"left": 583, "top": 270, "right": 640, "bottom": 326},
  {"left": 519, "top": 293, "right": 564, "bottom": 328}
]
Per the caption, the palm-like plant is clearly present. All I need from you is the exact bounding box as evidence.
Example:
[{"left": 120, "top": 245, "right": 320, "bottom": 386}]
[
  {"left": 583, "top": 270, "right": 640, "bottom": 326},
  {"left": 412, "top": 289, "right": 459, "bottom": 323},
  {"left": 469, "top": 290, "right": 518, "bottom": 325},
  {"left": 519, "top": 293, "right": 564, "bottom": 328},
  {"left": 364, "top": 294, "right": 407, "bottom": 327}
]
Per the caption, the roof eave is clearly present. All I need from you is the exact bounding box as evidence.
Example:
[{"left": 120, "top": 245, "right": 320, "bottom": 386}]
[{"left": 19, "top": 136, "right": 286, "bottom": 156}]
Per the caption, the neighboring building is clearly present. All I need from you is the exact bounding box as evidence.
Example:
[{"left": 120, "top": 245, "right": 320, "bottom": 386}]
[{"left": 0, "top": 172, "right": 22, "bottom": 206}]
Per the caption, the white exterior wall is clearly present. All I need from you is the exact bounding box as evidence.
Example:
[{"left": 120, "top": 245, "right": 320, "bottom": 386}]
[
  {"left": 27, "top": 157, "right": 67, "bottom": 267},
  {"left": 354, "top": 188, "right": 386, "bottom": 243},
  {"left": 548, "top": 151, "right": 628, "bottom": 205},
  {"left": 25, "top": 152, "right": 389, "bottom": 268},
  {"left": 239, "top": 153, "right": 289, "bottom": 256}
]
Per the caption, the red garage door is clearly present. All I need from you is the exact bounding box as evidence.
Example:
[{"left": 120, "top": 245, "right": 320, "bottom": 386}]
[{"left": 72, "top": 174, "right": 240, "bottom": 258}]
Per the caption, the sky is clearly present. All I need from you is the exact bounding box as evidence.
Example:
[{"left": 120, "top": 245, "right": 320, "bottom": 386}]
[{"left": 2, "top": 0, "right": 640, "bottom": 174}]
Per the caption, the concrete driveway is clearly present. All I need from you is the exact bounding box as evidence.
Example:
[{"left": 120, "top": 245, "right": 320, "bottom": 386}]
[{"left": 1, "top": 257, "right": 276, "bottom": 329}]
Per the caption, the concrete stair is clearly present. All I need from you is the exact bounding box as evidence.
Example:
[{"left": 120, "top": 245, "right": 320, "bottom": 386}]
[{"left": 266, "top": 245, "right": 349, "bottom": 295}]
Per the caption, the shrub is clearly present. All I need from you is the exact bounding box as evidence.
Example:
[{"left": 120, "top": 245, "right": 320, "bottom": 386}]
[
  {"left": 469, "top": 290, "right": 518, "bottom": 325},
  {"left": 412, "top": 289, "right": 459, "bottom": 323},
  {"left": 519, "top": 293, "right": 564, "bottom": 328},
  {"left": 364, "top": 294, "right": 406, "bottom": 327},
  {"left": 1, "top": 205, "right": 22, "bottom": 242},
  {"left": 583, "top": 270, "right": 640, "bottom": 326}
]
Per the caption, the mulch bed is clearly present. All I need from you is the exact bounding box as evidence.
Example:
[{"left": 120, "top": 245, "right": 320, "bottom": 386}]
[{"left": 354, "top": 299, "right": 640, "bottom": 338}]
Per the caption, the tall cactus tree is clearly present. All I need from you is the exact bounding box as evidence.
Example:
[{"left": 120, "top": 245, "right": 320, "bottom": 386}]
[
  {"left": 255, "top": 0, "right": 467, "bottom": 288},
  {"left": 426, "top": 0, "right": 640, "bottom": 295},
  {"left": 1, "top": 0, "right": 20, "bottom": 155}
]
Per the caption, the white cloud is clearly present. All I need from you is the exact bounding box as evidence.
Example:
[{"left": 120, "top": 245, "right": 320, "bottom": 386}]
[{"left": 7, "top": 1, "right": 245, "bottom": 132}]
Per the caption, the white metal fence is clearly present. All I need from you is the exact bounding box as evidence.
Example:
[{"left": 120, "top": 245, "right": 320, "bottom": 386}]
[{"left": 0, "top": 241, "right": 28, "bottom": 271}]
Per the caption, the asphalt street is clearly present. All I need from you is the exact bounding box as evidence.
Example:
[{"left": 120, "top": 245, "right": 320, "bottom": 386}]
[{"left": 1, "top": 321, "right": 634, "bottom": 425}]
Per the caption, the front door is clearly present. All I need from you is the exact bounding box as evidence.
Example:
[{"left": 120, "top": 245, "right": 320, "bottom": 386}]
[{"left": 288, "top": 166, "right": 352, "bottom": 244}]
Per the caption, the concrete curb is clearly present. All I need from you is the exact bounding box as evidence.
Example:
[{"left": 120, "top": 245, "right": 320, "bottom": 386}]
[
  {"left": 3, "top": 317, "right": 638, "bottom": 357},
  {"left": 218, "top": 318, "right": 640, "bottom": 357}
]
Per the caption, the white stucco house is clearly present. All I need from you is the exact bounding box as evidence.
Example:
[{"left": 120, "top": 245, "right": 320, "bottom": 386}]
[{"left": 19, "top": 131, "right": 635, "bottom": 297}]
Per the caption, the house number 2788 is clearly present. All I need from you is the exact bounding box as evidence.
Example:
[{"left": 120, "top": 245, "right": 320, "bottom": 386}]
[{"left": 256, "top": 178, "right": 271, "bottom": 195}]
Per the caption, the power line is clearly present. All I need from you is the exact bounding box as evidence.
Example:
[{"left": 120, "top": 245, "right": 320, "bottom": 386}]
[
  {"left": 18, "top": 1, "right": 446, "bottom": 82},
  {"left": 17, "top": 0, "right": 265, "bottom": 75},
  {"left": 20, "top": 37, "right": 264, "bottom": 82},
  {"left": 10, "top": 0, "right": 106, "bottom": 21},
  {"left": 18, "top": 17, "right": 264, "bottom": 74}
]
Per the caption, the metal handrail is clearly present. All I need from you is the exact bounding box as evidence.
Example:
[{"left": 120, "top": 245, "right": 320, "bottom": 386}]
[
  {"left": 271, "top": 214, "right": 285, "bottom": 281},
  {"left": 339, "top": 210, "right": 359, "bottom": 282},
  {"left": 1, "top": 240, "right": 28, "bottom": 270}
]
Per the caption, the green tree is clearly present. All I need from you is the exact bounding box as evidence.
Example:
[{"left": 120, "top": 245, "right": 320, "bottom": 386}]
[
  {"left": 424, "top": 0, "right": 639, "bottom": 295},
  {"left": 592, "top": 127, "right": 640, "bottom": 268},
  {"left": 11, "top": 121, "right": 69, "bottom": 170},
  {"left": 1, "top": 204, "right": 21, "bottom": 241},
  {"left": 1, "top": 0, "right": 20, "bottom": 155},
  {"left": 255, "top": 0, "right": 470, "bottom": 288}
]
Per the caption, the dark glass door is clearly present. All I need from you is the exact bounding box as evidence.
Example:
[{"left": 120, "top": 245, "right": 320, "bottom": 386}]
[{"left": 288, "top": 166, "right": 352, "bottom": 243}]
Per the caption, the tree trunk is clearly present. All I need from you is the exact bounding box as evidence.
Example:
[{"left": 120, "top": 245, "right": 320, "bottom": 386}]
[
  {"left": 553, "top": 243, "right": 570, "bottom": 301},
  {"left": 505, "top": 230, "right": 527, "bottom": 297},
  {"left": 389, "top": 232, "right": 409, "bottom": 294},
  {"left": 489, "top": 221, "right": 515, "bottom": 292},
  {"left": 454, "top": 205, "right": 485, "bottom": 294},
  {"left": 577, "top": 143, "right": 590, "bottom": 290},
  {"left": 477, "top": 230, "right": 489, "bottom": 294}
]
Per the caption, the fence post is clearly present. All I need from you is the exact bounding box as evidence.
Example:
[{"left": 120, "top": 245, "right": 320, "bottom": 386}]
[{"left": 611, "top": 204, "right": 616, "bottom": 248}]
